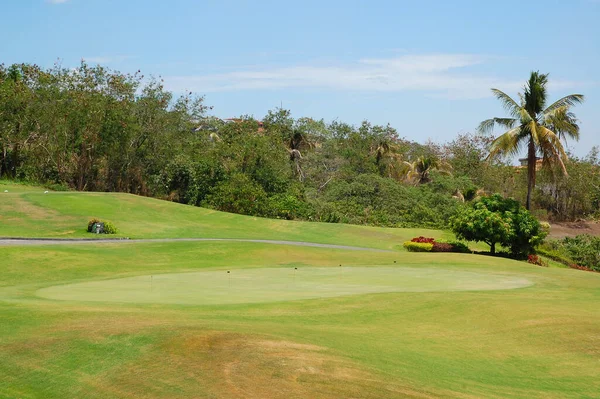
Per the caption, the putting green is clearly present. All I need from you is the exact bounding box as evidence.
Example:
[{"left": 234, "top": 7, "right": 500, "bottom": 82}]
[{"left": 36, "top": 266, "right": 533, "bottom": 305}]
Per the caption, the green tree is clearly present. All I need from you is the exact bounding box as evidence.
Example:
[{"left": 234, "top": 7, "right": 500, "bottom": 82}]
[
  {"left": 403, "top": 156, "right": 452, "bottom": 184},
  {"left": 479, "top": 71, "right": 584, "bottom": 210},
  {"left": 451, "top": 194, "right": 546, "bottom": 256}
]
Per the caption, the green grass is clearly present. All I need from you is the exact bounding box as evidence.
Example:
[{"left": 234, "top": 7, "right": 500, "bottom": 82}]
[
  {"left": 36, "top": 266, "right": 532, "bottom": 305},
  {"left": 0, "top": 186, "right": 449, "bottom": 249},
  {"left": 2, "top": 185, "right": 600, "bottom": 398}
]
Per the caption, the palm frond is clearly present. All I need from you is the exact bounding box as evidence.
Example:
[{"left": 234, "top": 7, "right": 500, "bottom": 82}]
[
  {"left": 487, "top": 127, "right": 523, "bottom": 161},
  {"left": 491, "top": 89, "right": 522, "bottom": 118},
  {"left": 478, "top": 118, "right": 517, "bottom": 134},
  {"left": 543, "top": 106, "right": 580, "bottom": 142},
  {"left": 543, "top": 94, "right": 584, "bottom": 114},
  {"left": 524, "top": 71, "right": 549, "bottom": 114},
  {"left": 537, "top": 126, "right": 568, "bottom": 176},
  {"left": 517, "top": 107, "right": 533, "bottom": 124}
]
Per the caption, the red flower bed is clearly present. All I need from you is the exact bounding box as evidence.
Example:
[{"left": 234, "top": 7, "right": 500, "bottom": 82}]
[{"left": 411, "top": 236, "right": 435, "bottom": 244}]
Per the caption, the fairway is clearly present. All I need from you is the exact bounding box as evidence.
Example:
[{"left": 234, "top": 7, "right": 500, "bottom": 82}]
[{"left": 37, "top": 266, "right": 533, "bottom": 305}]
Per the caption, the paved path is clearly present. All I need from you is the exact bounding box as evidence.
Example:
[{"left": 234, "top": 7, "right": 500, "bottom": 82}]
[{"left": 0, "top": 238, "right": 392, "bottom": 252}]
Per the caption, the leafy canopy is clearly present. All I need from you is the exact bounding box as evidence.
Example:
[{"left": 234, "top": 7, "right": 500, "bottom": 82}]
[{"left": 451, "top": 194, "right": 547, "bottom": 257}]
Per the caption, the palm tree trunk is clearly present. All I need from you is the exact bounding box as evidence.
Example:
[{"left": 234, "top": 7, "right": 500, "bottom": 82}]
[{"left": 526, "top": 139, "right": 537, "bottom": 211}]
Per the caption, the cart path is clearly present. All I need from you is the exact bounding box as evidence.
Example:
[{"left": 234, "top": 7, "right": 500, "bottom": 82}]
[{"left": 0, "top": 238, "right": 393, "bottom": 252}]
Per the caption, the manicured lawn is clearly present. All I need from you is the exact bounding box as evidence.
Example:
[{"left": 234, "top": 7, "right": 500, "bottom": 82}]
[
  {"left": 0, "top": 186, "right": 449, "bottom": 249},
  {"left": 1, "top": 186, "right": 600, "bottom": 398}
]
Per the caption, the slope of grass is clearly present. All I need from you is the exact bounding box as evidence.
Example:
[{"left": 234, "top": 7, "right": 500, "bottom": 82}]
[
  {"left": 1, "top": 241, "right": 600, "bottom": 398},
  {"left": 0, "top": 187, "right": 450, "bottom": 249}
]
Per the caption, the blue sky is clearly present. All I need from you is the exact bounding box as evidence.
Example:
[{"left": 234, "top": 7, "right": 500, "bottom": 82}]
[{"left": 2, "top": 0, "right": 599, "bottom": 157}]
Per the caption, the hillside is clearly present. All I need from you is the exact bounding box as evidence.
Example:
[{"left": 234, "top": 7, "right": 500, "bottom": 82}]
[{"left": 0, "top": 182, "right": 448, "bottom": 249}]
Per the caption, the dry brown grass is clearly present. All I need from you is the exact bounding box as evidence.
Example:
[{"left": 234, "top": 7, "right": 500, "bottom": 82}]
[{"left": 98, "top": 330, "right": 435, "bottom": 399}]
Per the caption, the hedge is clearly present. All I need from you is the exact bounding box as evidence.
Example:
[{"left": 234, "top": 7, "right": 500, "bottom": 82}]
[{"left": 403, "top": 242, "right": 434, "bottom": 252}]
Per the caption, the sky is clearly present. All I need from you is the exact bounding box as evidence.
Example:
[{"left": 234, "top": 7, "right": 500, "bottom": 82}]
[{"left": 2, "top": 0, "right": 599, "bottom": 157}]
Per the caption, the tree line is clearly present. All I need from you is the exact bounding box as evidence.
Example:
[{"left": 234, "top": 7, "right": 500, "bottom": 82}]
[{"left": 1, "top": 63, "right": 596, "bottom": 226}]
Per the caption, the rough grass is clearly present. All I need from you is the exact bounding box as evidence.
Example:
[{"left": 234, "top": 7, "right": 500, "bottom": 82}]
[{"left": 2, "top": 184, "right": 600, "bottom": 398}]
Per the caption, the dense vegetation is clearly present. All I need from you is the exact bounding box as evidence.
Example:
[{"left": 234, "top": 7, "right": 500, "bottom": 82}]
[
  {"left": 1, "top": 63, "right": 598, "bottom": 227},
  {"left": 539, "top": 235, "right": 600, "bottom": 272}
]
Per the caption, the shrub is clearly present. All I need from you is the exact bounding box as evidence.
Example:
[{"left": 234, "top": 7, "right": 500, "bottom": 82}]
[
  {"left": 204, "top": 173, "right": 268, "bottom": 216},
  {"left": 569, "top": 263, "right": 595, "bottom": 272},
  {"left": 562, "top": 235, "right": 600, "bottom": 272},
  {"left": 44, "top": 183, "right": 70, "bottom": 192},
  {"left": 87, "top": 218, "right": 101, "bottom": 233},
  {"left": 540, "top": 235, "right": 600, "bottom": 272},
  {"left": 446, "top": 241, "right": 471, "bottom": 253},
  {"left": 403, "top": 241, "right": 434, "bottom": 252},
  {"left": 536, "top": 246, "right": 573, "bottom": 266},
  {"left": 527, "top": 254, "right": 547, "bottom": 267},
  {"left": 103, "top": 221, "right": 118, "bottom": 234},
  {"left": 406, "top": 237, "right": 470, "bottom": 253},
  {"left": 432, "top": 242, "right": 453, "bottom": 252},
  {"left": 87, "top": 218, "right": 117, "bottom": 234},
  {"left": 411, "top": 236, "right": 435, "bottom": 244}
]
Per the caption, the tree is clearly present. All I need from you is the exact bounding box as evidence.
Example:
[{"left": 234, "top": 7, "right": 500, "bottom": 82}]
[
  {"left": 479, "top": 71, "right": 584, "bottom": 210},
  {"left": 451, "top": 194, "right": 547, "bottom": 256},
  {"left": 403, "top": 156, "right": 452, "bottom": 184}
]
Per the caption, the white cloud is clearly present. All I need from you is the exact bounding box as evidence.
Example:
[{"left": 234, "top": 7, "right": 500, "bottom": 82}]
[
  {"left": 47, "top": 0, "right": 70, "bottom": 4},
  {"left": 161, "top": 54, "right": 582, "bottom": 100},
  {"left": 161, "top": 54, "right": 550, "bottom": 100}
]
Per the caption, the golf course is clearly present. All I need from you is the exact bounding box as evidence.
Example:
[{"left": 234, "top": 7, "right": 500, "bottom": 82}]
[{"left": 2, "top": 182, "right": 600, "bottom": 398}]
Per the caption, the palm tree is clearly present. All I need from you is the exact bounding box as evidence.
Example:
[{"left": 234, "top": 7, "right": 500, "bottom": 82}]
[
  {"left": 369, "top": 134, "right": 405, "bottom": 178},
  {"left": 286, "top": 128, "right": 314, "bottom": 182},
  {"left": 403, "top": 156, "right": 452, "bottom": 185},
  {"left": 479, "top": 71, "right": 584, "bottom": 210}
]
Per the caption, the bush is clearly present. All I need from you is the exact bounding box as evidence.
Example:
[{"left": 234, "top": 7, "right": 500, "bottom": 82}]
[
  {"left": 87, "top": 218, "right": 117, "bottom": 234},
  {"left": 527, "top": 254, "right": 547, "bottom": 267},
  {"left": 446, "top": 241, "right": 471, "bottom": 253},
  {"left": 44, "top": 183, "right": 70, "bottom": 192},
  {"left": 204, "top": 173, "right": 268, "bottom": 216},
  {"left": 569, "top": 263, "right": 595, "bottom": 272},
  {"left": 562, "top": 235, "right": 600, "bottom": 272},
  {"left": 540, "top": 235, "right": 600, "bottom": 272},
  {"left": 266, "top": 193, "right": 312, "bottom": 220},
  {"left": 403, "top": 241, "right": 434, "bottom": 252},
  {"left": 87, "top": 218, "right": 101, "bottom": 233},
  {"left": 432, "top": 242, "right": 453, "bottom": 252},
  {"left": 411, "top": 236, "right": 435, "bottom": 244},
  {"left": 536, "top": 246, "right": 573, "bottom": 266},
  {"left": 407, "top": 237, "right": 470, "bottom": 253},
  {"left": 103, "top": 221, "right": 118, "bottom": 234}
]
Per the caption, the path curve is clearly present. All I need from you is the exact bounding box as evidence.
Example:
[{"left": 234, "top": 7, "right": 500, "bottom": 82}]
[{"left": 0, "top": 238, "right": 392, "bottom": 252}]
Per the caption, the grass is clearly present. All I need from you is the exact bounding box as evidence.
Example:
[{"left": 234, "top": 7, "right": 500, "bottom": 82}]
[
  {"left": 0, "top": 183, "right": 448, "bottom": 249},
  {"left": 36, "top": 266, "right": 532, "bottom": 305},
  {"left": 2, "top": 184, "right": 600, "bottom": 398}
]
